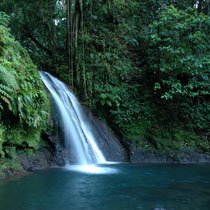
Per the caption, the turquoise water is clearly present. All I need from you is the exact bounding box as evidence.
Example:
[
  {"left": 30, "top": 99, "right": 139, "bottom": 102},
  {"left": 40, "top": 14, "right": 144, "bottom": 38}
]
[{"left": 0, "top": 164, "right": 210, "bottom": 210}]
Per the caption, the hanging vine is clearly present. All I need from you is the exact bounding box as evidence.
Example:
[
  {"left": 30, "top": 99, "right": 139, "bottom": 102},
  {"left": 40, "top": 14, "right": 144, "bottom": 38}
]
[
  {"left": 66, "top": 0, "right": 115, "bottom": 98},
  {"left": 66, "top": 0, "right": 83, "bottom": 91}
]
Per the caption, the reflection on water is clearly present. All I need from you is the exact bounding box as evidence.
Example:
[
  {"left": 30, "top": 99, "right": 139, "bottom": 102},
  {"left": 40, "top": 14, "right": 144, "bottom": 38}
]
[
  {"left": 0, "top": 164, "right": 210, "bottom": 210},
  {"left": 65, "top": 164, "right": 119, "bottom": 174}
]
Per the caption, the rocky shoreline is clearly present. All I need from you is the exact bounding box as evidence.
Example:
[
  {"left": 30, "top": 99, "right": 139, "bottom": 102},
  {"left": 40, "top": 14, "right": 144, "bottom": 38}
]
[
  {"left": 1, "top": 126, "right": 210, "bottom": 180},
  {"left": 0, "top": 134, "right": 65, "bottom": 180},
  {"left": 130, "top": 146, "right": 210, "bottom": 164},
  {"left": 1, "top": 144, "right": 210, "bottom": 181}
]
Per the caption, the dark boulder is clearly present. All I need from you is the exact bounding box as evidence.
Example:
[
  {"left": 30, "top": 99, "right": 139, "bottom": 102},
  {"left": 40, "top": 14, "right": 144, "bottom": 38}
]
[{"left": 18, "top": 133, "right": 65, "bottom": 172}]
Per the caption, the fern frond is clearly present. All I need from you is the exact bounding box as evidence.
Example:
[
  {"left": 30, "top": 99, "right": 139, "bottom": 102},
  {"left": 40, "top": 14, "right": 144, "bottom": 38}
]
[
  {"left": 0, "top": 103, "right": 3, "bottom": 110},
  {"left": 0, "top": 95, "right": 12, "bottom": 109},
  {"left": 0, "top": 83, "right": 12, "bottom": 93},
  {"left": 0, "top": 64, "right": 19, "bottom": 89},
  {"left": 0, "top": 12, "right": 10, "bottom": 27},
  {"left": 0, "top": 83, "right": 13, "bottom": 110}
]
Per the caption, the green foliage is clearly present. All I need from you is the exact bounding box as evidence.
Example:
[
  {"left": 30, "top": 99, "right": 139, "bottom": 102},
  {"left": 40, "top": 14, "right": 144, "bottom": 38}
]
[
  {"left": 0, "top": 125, "right": 6, "bottom": 158},
  {"left": 140, "top": 6, "right": 210, "bottom": 132},
  {"left": 0, "top": 12, "right": 50, "bottom": 128},
  {"left": 0, "top": 13, "right": 51, "bottom": 168},
  {"left": 1, "top": 1, "right": 209, "bottom": 156},
  {"left": 6, "top": 126, "right": 43, "bottom": 150},
  {"left": 121, "top": 120, "right": 152, "bottom": 143},
  {"left": 147, "top": 6, "right": 210, "bottom": 100},
  {"left": 0, "top": 158, "right": 23, "bottom": 172},
  {"left": 147, "top": 127, "right": 209, "bottom": 154},
  {"left": 0, "top": 14, "right": 19, "bottom": 111},
  {"left": 125, "top": 122, "right": 209, "bottom": 154},
  {"left": 1, "top": 0, "right": 64, "bottom": 74},
  {"left": 0, "top": 124, "right": 44, "bottom": 162},
  {"left": 0, "top": 12, "right": 9, "bottom": 27}
]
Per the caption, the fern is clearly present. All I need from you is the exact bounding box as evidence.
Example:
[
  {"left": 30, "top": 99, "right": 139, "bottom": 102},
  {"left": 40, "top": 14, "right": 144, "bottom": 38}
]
[
  {"left": 0, "top": 64, "right": 18, "bottom": 111},
  {"left": 0, "top": 12, "right": 49, "bottom": 128},
  {"left": 0, "top": 12, "right": 9, "bottom": 27},
  {"left": 0, "top": 64, "right": 19, "bottom": 88},
  {"left": 0, "top": 84, "right": 13, "bottom": 111}
]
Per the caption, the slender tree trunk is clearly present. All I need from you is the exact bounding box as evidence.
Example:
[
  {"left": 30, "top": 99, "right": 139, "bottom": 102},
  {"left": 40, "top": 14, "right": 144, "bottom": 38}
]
[
  {"left": 67, "top": 0, "right": 74, "bottom": 88},
  {"left": 50, "top": 2, "right": 56, "bottom": 53},
  {"left": 71, "top": 14, "right": 74, "bottom": 88},
  {"left": 80, "top": 0, "right": 88, "bottom": 99},
  {"left": 197, "top": 0, "right": 203, "bottom": 12},
  {"left": 67, "top": 0, "right": 71, "bottom": 86}
]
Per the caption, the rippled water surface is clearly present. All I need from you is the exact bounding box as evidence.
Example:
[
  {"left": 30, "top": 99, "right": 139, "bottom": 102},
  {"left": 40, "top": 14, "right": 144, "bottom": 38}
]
[{"left": 0, "top": 164, "right": 210, "bottom": 210}]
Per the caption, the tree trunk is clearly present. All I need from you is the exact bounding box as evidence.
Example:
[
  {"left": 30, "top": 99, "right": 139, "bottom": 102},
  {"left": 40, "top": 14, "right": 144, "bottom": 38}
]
[
  {"left": 67, "top": 0, "right": 73, "bottom": 87},
  {"left": 197, "top": 0, "right": 203, "bottom": 12}
]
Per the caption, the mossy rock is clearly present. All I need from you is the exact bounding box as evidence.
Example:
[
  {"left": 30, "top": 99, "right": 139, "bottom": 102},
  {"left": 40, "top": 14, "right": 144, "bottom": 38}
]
[
  {"left": 124, "top": 120, "right": 210, "bottom": 154},
  {"left": 0, "top": 158, "right": 23, "bottom": 172},
  {"left": 6, "top": 126, "right": 44, "bottom": 150},
  {"left": 4, "top": 146, "right": 17, "bottom": 159}
]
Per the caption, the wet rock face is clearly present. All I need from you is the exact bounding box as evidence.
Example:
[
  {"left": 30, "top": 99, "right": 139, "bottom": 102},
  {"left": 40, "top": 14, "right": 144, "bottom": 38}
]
[
  {"left": 43, "top": 134, "right": 65, "bottom": 167},
  {"left": 177, "top": 147, "right": 210, "bottom": 163},
  {"left": 130, "top": 147, "right": 210, "bottom": 164},
  {"left": 130, "top": 149, "right": 176, "bottom": 163},
  {"left": 19, "top": 133, "right": 65, "bottom": 172},
  {"left": 0, "top": 133, "right": 66, "bottom": 180},
  {"left": 86, "top": 110, "right": 129, "bottom": 162},
  {"left": 18, "top": 149, "right": 55, "bottom": 171}
]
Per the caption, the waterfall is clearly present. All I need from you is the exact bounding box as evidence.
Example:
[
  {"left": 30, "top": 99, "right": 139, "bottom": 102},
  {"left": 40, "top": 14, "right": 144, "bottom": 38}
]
[{"left": 40, "top": 71, "right": 106, "bottom": 165}]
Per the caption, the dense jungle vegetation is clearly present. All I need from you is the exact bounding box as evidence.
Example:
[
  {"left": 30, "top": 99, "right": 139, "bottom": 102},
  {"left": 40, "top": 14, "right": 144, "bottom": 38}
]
[
  {"left": 0, "top": 12, "right": 50, "bottom": 170},
  {"left": 0, "top": 0, "right": 209, "bottom": 168}
]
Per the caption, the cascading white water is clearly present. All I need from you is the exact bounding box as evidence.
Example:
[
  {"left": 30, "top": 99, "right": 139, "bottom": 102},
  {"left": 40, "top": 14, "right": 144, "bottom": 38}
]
[{"left": 40, "top": 71, "right": 106, "bottom": 165}]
